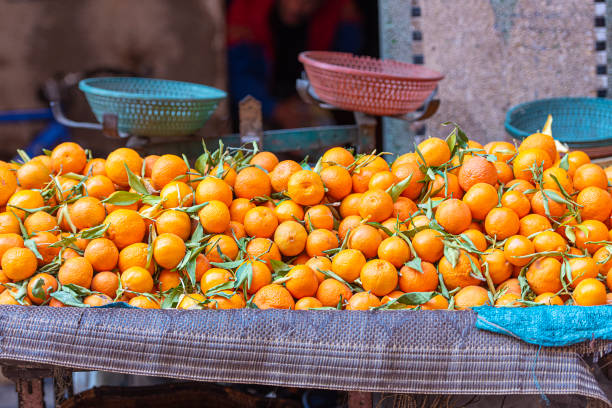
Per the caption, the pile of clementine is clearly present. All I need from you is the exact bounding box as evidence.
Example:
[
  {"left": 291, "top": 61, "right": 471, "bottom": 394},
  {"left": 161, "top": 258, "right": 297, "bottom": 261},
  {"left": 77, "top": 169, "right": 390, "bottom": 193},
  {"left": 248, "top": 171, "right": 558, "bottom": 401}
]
[{"left": 0, "top": 124, "right": 610, "bottom": 310}]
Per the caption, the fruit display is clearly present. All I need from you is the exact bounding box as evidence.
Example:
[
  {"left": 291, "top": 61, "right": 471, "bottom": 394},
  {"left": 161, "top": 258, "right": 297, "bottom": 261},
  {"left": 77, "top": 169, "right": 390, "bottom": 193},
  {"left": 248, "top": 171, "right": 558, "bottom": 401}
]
[{"left": 0, "top": 123, "right": 611, "bottom": 310}]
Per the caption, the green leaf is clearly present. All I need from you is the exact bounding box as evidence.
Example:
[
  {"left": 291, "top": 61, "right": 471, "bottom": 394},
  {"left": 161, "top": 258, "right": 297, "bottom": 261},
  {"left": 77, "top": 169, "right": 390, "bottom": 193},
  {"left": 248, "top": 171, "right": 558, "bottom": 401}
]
[
  {"left": 50, "top": 290, "right": 88, "bottom": 307},
  {"left": 438, "top": 273, "right": 450, "bottom": 298},
  {"left": 161, "top": 286, "right": 182, "bottom": 309},
  {"left": 124, "top": 163, "right": 149, "bottom": 195},
  {"left": 386, "top": 173, "right": 412, "bottom": 202},
  {"left": 205, "top": 281, "right": 235, "bottom": 296},
  {"left": 210, "top": 259, "right": 244, "bottom": 269},
  {"left": 315, "top": 267, "right": 349, "bottom": 286},
  {"left": 141, "top": 195, "right": 163, "bottom": 207},
  {"left": 195, "top": 152, "right": 210, "bottom": 176},
  {"left": 559, "top": 154, "right": 570, "bottom": 171},
  {"left": 396, "top": 291, "right": 435, "bottom": 305},
  {"left": 102, "top": 191, "right": 141, "bottom": 206},
  {"left": 24, "top": 239, "right": 43, "bottom": 260},
  {"left": 443, "top": 246, "right": 460, "bottom": 268},
  {"left": 16, "top": 149, "right": 31, "bottom": 164},
  {"left": 234, "top": 262, "right": 253, "bottom": 289},
  {"left": 79, "top": 223, "right": 109, "bottom": 240},
  {"left": 62, "top": 283, "right": 93, "bottom": 297},
  {"left": 404, "top": 257, "right": 424, "bottom": 273},
  {"left": 269, "top": 259, "right": 293, "bottom": 276},
  {"left": 30, "top": 276, "right": 47, "bottom": 300}
]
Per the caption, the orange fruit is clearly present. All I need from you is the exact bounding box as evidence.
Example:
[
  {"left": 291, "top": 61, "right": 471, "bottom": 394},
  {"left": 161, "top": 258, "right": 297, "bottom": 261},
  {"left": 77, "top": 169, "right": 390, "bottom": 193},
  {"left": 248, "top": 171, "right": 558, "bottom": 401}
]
[
  {"left": 26, "top": 273, "right": 58, "bottom": 304},
  {"left": 575, "top": 220, "right": 608, "bottom": 254},
  {"left": 195, "top": 176, "right": 232, "bottom": 207},
  {"left": 30, "top": 231, "right": 59, "bottom": 266},
  {"left": 461, "top": 229, "right": 487, "bottom": 252},
  {"left": 287, "top": 170, "right": 325, "bottom": 206},
  {"left": 274, "top": 199, "right": 304, "bottom": 223},
  {"left": 155, "top": 209, "right": 192, "bottom": 241},
  {"left": 412, "top": 229, "right": 444, "bottom": 263},
  {"left": 177, "top": 293, "right": 206, "bottom": 309},
  {"left": 120, "top": 266, "right": 154, "bottom": 296},
  {"left": 417, "top": 137, "right": 451, "bottom": 167},
  {"left": 322, "top": 147, "right": 354, "bottom": 168},
  {"left": 358, "top": 189, "right": 393, "bottom": 223},
  {"left": 249, "top": 151, "right": 279, "bottom": 172},
  {"left": 295, "top": 296, "right": 324, "bottom": 310},
  {"left": 129, "top": 295, "right": 160, "bottom": 309},
  {"left": 526, "top": 257, "right": 562, "bottom": 295},
  {"left": 439, "top": 249, "right": 481, "bottom": 290},
  {"left": 285, "top": 265, "right": 319, "bottom": 298},
  {"left": 482, "top": 249, "right": 512, "bottom": 284},
  {"left": 7, "top": 189, "right": 44, "bottom": 219},
  {"left": 506, "top": 179, "right": 536, "bottom": 199},
  {"left": 392, "top": 162, "right": 425, "bottom": 200},
  {"left": 305, "top": 229, "right": 338, "bottom": 257},
  {"left": 377, "top": 236, "right": 410, "bottom": 268},
  {"left": 347, "top": 224, "right": 382, "bottom": 259},
  {"left": 345, "top": 291, "right": 381, "bottom": 310},
  {"left": 58, "top": 256, "right": 94, "bottom": 288},
  {"left": 83, "top": 294, "right": 112, "bottom": 307},
  {"left": 530, "top": 190, "right": 566, "bottom": 219},
  {"left": 0, "top": 233, "right": 24, "bottom": 260},
  {"left": 70, "top": 196, "right": 106, "bottom": 230},
  {"left": 0, "top": 288, "right": 31, "bottom": 306},
  {"left": 269, "top": 160, "right": 302, "bottom": 193},
  {"left": 368, "top": 171, "right": 397, "bottom": 191},
  {"left": 503, "top": 235, "right": 534, "bottom": 266},
  {"left": 435, "top": 198, "right": 472, "bottom": 234},
  {"left": 592, "top": 246, "right": 612, "bottom": 276},
  {"left": 409, "top": 215, "right": 430, "bottom": 229},
  {"left": 194, "top": 253, "right": 211, "bottom": 281},
  {"left": 512, "top": 148, "right": 552, "bottom": 182},
  {"left": 532, "top": 231, "right": 567, "bottom": 256},
  {"left": 500, "top": 190, "right": 530, "bottom": 218},
  {"left": 198, "top": 200, "right": 231, "bottom": 234},
  {"left": 493, "top": 161, "right": 514, "bottom": 184},
  {"left": 339, "top": 193, "right": 363, "bottom": 218},
  {"left": 200, "top": 267, "right": 233, "bottom": 293},
  {"left": 542, "top": 167, "right": 572, "bottom": 193},
  {"left": 320, "top": 165, "right": 352, "bottom": 201},
  {"left": 234, "top": 166, "right": 271, "bottom": 200},
  {"left": 151, "top": 154, "right": 188, "bottom": 190},
  {"left": 118, "top": 243, "right": 154, "bottom": 273},
  {"left": 533, "top": 292, "right": 563, "bottom": 306},
  {"left": 104, "top": 209, "right": 146, "bottom": 249},
  {"left": 0, "top": 166, "right": 17, "bottom": 206},
  {"left": 573, "top": 163, "right": 607, "bottom": 191},
  {"left": 576, "top": 186, "right": 612, "bottom": 222},
  {"left": 316, "top": 278, "right": 352, "bottom": 307},
  {"left": 360, "top": 259, "right": 398, "bottom": 296},
  {"left": 422, "top": 294, "right": 450, "bottom": 310},
  {"left": 83, "top": 158, "right": 106, "bottom": 177},
  {"left": 573, "top": 278, "right": 607, "bottom": 306},
  {"left": 91, "top": 271, "right": 120, "bottom": 298},
  {"left": 519, "top": 214, "right": 552, "bottom": 237},
  {"left": 453, "top": 286, "right": 489, "bottom": 309},
  {"left": 484, "top": 207, "right": 520, "bottom": 240},
  {"left": 229, "top": 198, "right": 256, "bottom": 223},
  {"left": 244, "top": 260, "right": 272, "bottom": 294},
  {"left": 160, "top": 181, "right": 194, "bottom": 209},
  {"left": 51, "top": 142, "right": 87, "bottom": 174},
  {"left": 305, "top": 256, "right": 332, "bottom": 283},
  {"left": 430, "top": 173, "right": 463, "bottom": 199},
  {"left": 30, "top": 155, "right": 52, "bottom": 169},
  {"left": 486, "top": 141, "right": 516, "bottom": 162},
  {"left": 243, "top": 206, "right": 278, "bottom": 238},
  {"left": 564, "top": 151, "right": 590, "bottom": 177},
  {"left": 143, "top": 155, "right": 160, "bottom": 178},
  {"left": 209, "top": 162, "right": 236, "bottom": 187},
  {"left": 153, "top": 233, "right": 186, "bottom": 269},
  {"left": 105, "top": 148, "right": 143, "bottom": 187},
  {"left": 458, "top": 156, "right": 497, "bottom": 192},
  {"left": 497, "top": 278, "right": 521, "bottom": 296},
  {"left": 304, "top": 205, "right": 334, "bottom": 231},
  {"left": 332, "top": 249, "right": 366, "bottom": 283},
  {"left": 398, "top": 261, "right": 438, "bottom": 292},
  {"left": 567, "top": 257, "right": 598, "bottom": 288},
  {"left": 245, "top": 237, "right": 280, "bottom": 266},
  {"left": 0, "top": 212, "right": 20, "bottom": 234},
  {"left": 2, "top": 247, "right": 37, "bottom": 281},
  {"left": 462, "top": 183, "right": 498, "bottom": 220},
  {"left": 274, "top": 220, "right": 307, "bottom": 256},
  {"left": 225, "top": 220, "right": 246, "bottom": 240},
  {"left": 84, "top": 238, "right": 119, "bottom": 272},
  {"left": 252, "top": 284, "right": 295, "bottom": 309},
  {"left": 519, "top": 132, "right": 557, "bottom": 163},
  {"left": 17, "top": 161, "right": 50, "bottom": 189},
  {"left": 393, "top": 197, "right": 417, "bottom": 221},
  {"left": 24, "top": 211, "right": 57, "bottom": 235},
  {"left": 494, "top": 293, "right": 523, "bottom": 307},
  {"left": 208, "top": 290, "right": 245, "bottom": 309}
]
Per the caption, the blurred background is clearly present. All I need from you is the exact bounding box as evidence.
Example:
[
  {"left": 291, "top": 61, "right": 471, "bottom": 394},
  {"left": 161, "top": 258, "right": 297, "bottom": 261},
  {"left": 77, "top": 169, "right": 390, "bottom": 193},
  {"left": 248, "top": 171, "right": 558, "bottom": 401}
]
[{"left": 0, "top": 0, "right": 606, "bottom": 161}]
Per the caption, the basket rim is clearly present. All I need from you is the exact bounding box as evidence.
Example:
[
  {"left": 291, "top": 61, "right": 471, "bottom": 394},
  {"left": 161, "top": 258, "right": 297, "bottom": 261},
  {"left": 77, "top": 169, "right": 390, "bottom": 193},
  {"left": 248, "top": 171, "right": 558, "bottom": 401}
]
[
  {"left": 299, "top": 51, "right": 444, "bottom": 82},
  {"left": 504, "top": 96, "right": 612, "bottom": 140},
  {"left": 79, "top": 77, "right": 227, "bottom": 102}
]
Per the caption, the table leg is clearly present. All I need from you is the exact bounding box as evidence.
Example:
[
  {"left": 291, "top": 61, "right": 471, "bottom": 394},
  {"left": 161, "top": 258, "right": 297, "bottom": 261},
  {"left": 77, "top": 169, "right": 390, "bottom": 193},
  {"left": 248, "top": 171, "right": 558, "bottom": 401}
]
[
  {"left": 15, "top": 378, "right": 45, "bottom": 408},
  {"left": 348, "top": 391, "right": 373, "bottom": 408}
]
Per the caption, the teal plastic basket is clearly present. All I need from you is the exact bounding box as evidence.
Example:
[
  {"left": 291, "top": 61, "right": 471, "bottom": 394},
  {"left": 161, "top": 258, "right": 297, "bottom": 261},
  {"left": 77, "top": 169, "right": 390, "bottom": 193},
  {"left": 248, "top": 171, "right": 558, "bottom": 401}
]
[
  {"left": 505, "top": 97, "right": 612, "bottom": 145},
  {"left": 79, "top": 77, "right": 226, "bottom": 137}
]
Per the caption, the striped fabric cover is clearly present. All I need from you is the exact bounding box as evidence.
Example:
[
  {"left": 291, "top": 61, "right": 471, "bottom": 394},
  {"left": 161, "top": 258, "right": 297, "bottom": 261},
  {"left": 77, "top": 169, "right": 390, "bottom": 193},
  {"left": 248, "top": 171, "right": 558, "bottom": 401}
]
[{"left": 0, "top": 306, "right": 609, "bottom": 405}]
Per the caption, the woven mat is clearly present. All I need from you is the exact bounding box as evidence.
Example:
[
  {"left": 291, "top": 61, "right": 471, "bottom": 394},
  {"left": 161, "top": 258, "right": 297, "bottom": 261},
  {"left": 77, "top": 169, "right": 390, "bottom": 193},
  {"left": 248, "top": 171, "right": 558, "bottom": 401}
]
[{"left": 0, "top": 306, "right": 610, "bottom": 405}]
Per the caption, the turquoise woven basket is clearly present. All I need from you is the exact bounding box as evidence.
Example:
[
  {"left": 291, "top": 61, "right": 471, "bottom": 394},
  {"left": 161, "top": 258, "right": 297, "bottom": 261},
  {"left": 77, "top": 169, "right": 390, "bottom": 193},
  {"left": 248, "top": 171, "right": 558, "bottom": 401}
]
[
  {"left": 79, "top": 77, "right": 226, "bottom": 137},
  {"left": 505, "top": 97, "right": 612, "bottom": 145}
]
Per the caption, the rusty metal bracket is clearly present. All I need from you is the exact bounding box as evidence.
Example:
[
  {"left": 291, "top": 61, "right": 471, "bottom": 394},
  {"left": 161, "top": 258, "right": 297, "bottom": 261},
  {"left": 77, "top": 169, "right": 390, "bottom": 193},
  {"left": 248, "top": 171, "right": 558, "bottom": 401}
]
[
  {"left": 50, "top": 101, "right": 127, "bottom": 139},
  {"left": 239, "top": 95, "right": 264, "bottom": 148},
  {"left": 347, "top": 391, "right": 373, "bottom": 408}
]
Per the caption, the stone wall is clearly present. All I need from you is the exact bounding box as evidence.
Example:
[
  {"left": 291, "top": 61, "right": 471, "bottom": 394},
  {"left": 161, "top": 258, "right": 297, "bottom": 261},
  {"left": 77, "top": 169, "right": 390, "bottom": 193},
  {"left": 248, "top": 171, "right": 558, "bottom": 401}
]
[{"left": 0, "top": 0, "right": 227, "bottom": 159}]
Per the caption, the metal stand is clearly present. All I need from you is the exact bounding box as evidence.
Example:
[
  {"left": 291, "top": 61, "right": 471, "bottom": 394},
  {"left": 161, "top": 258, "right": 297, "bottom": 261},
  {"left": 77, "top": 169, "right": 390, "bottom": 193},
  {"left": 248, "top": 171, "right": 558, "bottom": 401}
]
[{"left": 1, "top": 361, "right": 73, "bottom": 408}]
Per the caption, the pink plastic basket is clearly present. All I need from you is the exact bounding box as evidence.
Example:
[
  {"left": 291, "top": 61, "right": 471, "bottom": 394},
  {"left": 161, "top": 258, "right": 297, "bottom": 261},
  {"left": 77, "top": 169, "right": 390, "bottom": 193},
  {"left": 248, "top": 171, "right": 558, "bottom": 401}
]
[{"left": 299, "top": 51, "right": 444, "bottom": 116}]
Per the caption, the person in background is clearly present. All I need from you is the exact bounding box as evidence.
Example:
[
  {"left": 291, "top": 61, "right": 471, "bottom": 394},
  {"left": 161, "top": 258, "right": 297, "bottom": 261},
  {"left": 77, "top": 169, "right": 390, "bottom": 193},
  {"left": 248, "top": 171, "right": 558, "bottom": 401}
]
[{"left": 227, "top": 0, "right": 363, "bottom": 130}]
